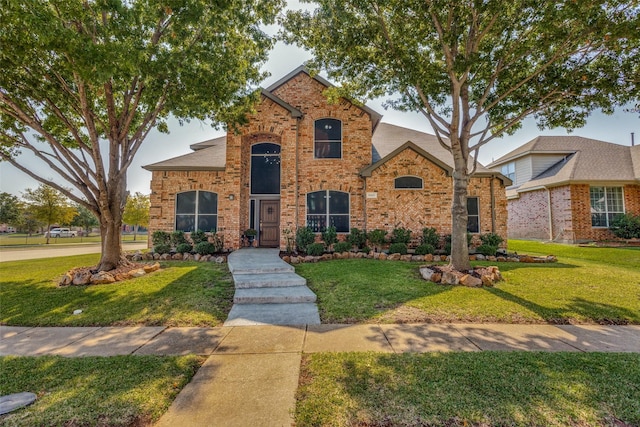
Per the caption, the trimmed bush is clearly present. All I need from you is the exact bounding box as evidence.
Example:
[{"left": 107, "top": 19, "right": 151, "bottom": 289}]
[
  {"left": 190, "top": 230, "right": 208, "bottom": 245},
  {"left": 347, "top": 228, "right": 367, "bottom": 249},
  {"left": 151, "top": 231, "right": 170, "bottom": 247},
  {"left": 415, "top": 243, "right": 435, "bottom": 255},
  {"left": 389, "top": 242, "right": 408, "bottom": 254},
  {"left": 476, "top": 244, "right": 498, "bottom": 256},
  {"left": 153, "top": 244, "right": 171, "bottom": 254},
  {"left": 391, "top": 227, "right": 412, "bottom": 244},
  {"left": 480, "top": 232, "right": 504, "bottom": 247},
  {"left": 367, "top": 229, "right": 387, "bottom": 248},
  {"left": 334, "top": 241, "right": 352, "bottom": 253},
  {"left": 321, "top": 226, "right": 338, "bottom": 248},
  {"left": 421, "top": 227, "right": 439, "bottom": 247},
  {"left": 175, "top": 243, "right": 193, "bottom": 254},
  {"left": 296, "top": 227, "right": 316, "bottom": 253},
  {"left": 306, "top": 242, "right": 325, "bottom": 256},
  {"left": 610, "top": 213, "right": 640, "bottom": 239},
  {"left": 171, "top": 231, "right": 188, "bottom": 247},
  {"left": 361, "top": 246, "right": 371, "bottom": 254},
  {"left": 194, "top": 241, "right": 216, "bottom": 255}
]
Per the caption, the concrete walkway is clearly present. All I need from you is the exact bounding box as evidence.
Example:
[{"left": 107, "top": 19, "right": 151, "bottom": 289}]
[{"left": 2, "top": 324, "right": 639, "bottom": 426}]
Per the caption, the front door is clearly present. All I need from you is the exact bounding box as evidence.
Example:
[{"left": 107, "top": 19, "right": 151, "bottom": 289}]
[{"left": 259, "top": 200, "right": 280, "bottom": 247}]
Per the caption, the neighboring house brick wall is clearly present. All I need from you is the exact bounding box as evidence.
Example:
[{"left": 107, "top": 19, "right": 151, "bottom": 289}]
[
  {"left": 506, "top": 189, "right": 550, "bottom": 240},
  {"left": 550, "top": 185, "right": 574, "bottom": 242}
]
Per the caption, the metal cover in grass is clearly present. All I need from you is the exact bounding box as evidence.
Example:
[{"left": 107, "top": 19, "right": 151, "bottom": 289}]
[{"left": 0, "top": 392, "right": 37, "bottom": 415}]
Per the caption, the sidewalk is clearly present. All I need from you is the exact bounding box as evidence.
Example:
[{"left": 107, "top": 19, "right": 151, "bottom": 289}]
[{"left": 2, "top": 323, "right": 639, "bottom": 426}]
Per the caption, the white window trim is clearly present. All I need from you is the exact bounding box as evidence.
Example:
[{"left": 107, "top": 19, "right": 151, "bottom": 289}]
[
  {"left": 590, "top": 186, "right": 625, "bottom": 228},
  {"left": 175, "top": 190, "right": 218, "bottom": 232},
  {"left": 313, "top": 118, "right": 343, "bottom": 160},
  {"left": 306, "top": 190, "right": 350, "bottom": 232},
  {"left": 394, "top": 175, "right": 424, "bottom": 190}
]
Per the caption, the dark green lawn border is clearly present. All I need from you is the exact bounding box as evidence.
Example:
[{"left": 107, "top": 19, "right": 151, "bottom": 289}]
[{"left": 296, "top": 351, "right": 640, "bottom": 427}]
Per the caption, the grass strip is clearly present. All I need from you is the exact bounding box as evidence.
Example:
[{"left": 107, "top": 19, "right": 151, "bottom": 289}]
[
  {"left": 0, "top": 355, "right": 204, "bottom": 427},
  {"left": 296, "top": 352, "right": 640, "bottom": 427}
]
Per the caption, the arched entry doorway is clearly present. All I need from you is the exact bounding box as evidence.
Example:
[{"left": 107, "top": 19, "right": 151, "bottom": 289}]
[{"left": 250, "top": 143, "right": 280, "bottom": 247}]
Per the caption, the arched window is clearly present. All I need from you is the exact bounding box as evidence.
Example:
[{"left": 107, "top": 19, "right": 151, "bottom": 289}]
[
  {"left": 394, "top": 176, "right": 423, "bottom": 189},
  {"left": 175, "top": 191, "right": 218, "bottom": 232},
  {"left": 306, "top": 190, "right": 349, "bottom": 232},
  {"left": 251, "top": 143, "right": 281, "bottom": 194},
  {"left": 314, "top": 118, "right": 342, "bottom": 159}
]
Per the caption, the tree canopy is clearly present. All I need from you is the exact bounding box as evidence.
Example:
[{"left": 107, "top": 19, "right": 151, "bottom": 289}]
[
  {"left": 283, "top": 0, "right": 639, "bottom": 269},
  {"left": 22, "top": 184, "right": 76, "bottom": 243},
  {"left": 0, "top": 0, "right": 282, "bottom": 270}
]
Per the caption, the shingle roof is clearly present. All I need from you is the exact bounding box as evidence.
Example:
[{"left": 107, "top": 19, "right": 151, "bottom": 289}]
[{"left": 143, "top": 137, "right": 226, "bottom": 171}]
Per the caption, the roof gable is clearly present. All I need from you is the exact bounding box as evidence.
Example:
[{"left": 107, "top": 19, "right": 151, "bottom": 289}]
[{"left": 360, "top": 141, "right": 451, "bottom": 177}]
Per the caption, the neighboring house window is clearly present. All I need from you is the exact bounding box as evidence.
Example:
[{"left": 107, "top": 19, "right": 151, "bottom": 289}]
[
  {"left": 175, "top": 191, "right": 218, "bottom": 232},
  {"left": 314, "top": 118, "right": 342, "bottom": 159},
  {"left": 251, "top": 143, "right": 281, "bottom": 194},
  {"left": 467, "top": 197, "right": 480, "bottom": 233},
  {"left": 306, "top": 190, "right": 349, "bottom": 232},
  {"left": 590, "top": 186, "right": 624, "bottom": 227},
  {"left": 501, "top": 162, "right": 515, "bottom": 182},
  {"left": 394, "top": 176, "right": 423, "bottom": 189}
]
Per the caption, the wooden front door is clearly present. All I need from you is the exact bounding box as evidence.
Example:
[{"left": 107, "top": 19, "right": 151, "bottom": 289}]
[{"left": 259, "top": 200, "right": 280, "bottom": 247}]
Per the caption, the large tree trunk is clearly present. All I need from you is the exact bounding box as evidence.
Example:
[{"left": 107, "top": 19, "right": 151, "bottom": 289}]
[
  {"left": 450, "top": 170, "right": 471, "bottom": 271},
  {"left": 95, "top": 177, "right": 127, "bottom": 272}
]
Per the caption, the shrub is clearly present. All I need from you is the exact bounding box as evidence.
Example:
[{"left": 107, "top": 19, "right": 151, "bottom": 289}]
[
  {"left": 306, "top": 242, "right": 325, "bottom": 256},
  {"left": 415, "top": 243, "right": 435, "bottom": 255},
  {"left": 151, "top": 231, "right": 170, "bottom": 247},
  {"left": 421, "top": 227, "right": 439, "bottom": 247},
  {"left": 321, "top": 226, "right": 338, "bottom": 248},
  {"left": 296, "top": 226, "right": 316, "bottom": 253},
  {"left": 347, "top": 228, "right": 367, "bottom": 249},
  {"left": 190, "top": 230, "right": 208, "bottom": 245},
  {"left": 367, "top": 229, "right": 387, "bottom": 248},
  {"left": 334, "top": 241, "right": 352, "bottom": 253},
  {"left": 480, "top": 232, "right": 504, "bottom": 247},
  {"left": 194, "top": 241, "right": 216, "bottom": 255},
  {"left": 171, "top": 231, "right": 188, "bottom": 247},
  {"left": 175, "top": 243, "right": 193, "bottom": 254},
  {"left": 153, "top": 244, "right": 171, "bottom": 254},
  {"left": 443, "top": 234, "right": 452, "bottom": 255},
  {"left": 361, "top": 246, "right": 371, "bottom": 254},
  {"left": 610, "top": 213, "right": 640, "bottom": 239},
  {"left": 476, "top": 244, "right": 498, "bottom": 257},
  {"left": 389, "top": 242, "right": 408, "bottom": 254},
  {"left": 391, "top": 227, "right": 412, "bottom": 244}
]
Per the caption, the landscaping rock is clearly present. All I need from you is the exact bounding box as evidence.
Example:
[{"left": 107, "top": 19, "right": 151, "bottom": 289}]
[
  {"left": 129, "top": 268, "right": 146, "bottom": 278},
  {"left": 72, "top": 270, "right": 92, "bottom": 286},
  {"left": 460, "top": 274, "right": 482, "bottom": 287},
  {"left": 481, "top": 275, "right": 494, "bottom": 287},
  {"left": 423, "top": 254, "right": 433, "bottom": 262},
  {"left": 90, "top": 271, "right": 116, "bottom": 285},
  {"left": 476, "top": 254, "right": 485, "bottom": 260},
  {"left": 154, "top": 253, "right": 162, "bottom": 260},
  {"left": 419, "top": 267, "right": 436, "bottom": 281},
  {"left": 193, "top": 254, "right": 201, "bottom": 261},
  {"left": 411, "top": 255, "right": 424, "bottom": 262},
  {"left": 400, "top": 254, "right": 412, "bottom": 262},
  {"left": 379, "top": 253, "right": 388, "bottom": 260},
  {"left": 282, "top": 255, "right": 291, "bottom": 263},
  {"left": 59, "top": 273, "right": 73, "bottom": 286},
  {"left": 215, "top": 256, "right": 225, "bottom": 263},
  {"left": 442, "top": 271, "right": 460, "bottom": 285},
  {"left": 388, "top": 253, "right": 402, "bottom": 261},
  {"left": 469, "top": 255, "right": 477, "bottom": 261},
  {"left": 143, "top": 262, "right": 160, "bottom": 273}
]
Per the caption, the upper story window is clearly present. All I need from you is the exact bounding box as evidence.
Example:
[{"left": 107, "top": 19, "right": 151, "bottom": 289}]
[
  {"left": 590, "top": 186, "right": 624, "bottom": 227},
  {"left": 314, "top": 118, "right": 342, "bottom": 159},
  {"left": 501, "top": 162, "right": 515, "bottom": 182},
  {"left": 251, "top": 143, "right": 281, "bottom": 195},
  {"left": 176, "top": 191, "right": 218, "bottom": 232},
  {"left": 394, "top": 176, "right": 423, "bottom": 189},
  {"left": 467, "top": 197, "right": 480, "bottom": 233},
  {"left": 306, "top": 190, "right": 349, "bottom": 232}
]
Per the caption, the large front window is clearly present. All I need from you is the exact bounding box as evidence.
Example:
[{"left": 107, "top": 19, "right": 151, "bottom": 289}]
[
  {"left": 590, "top": 186, "right": 624, "bottom": 227},
  {"left": 176, "top": 191, "right": 218, "bottom": 232},
  {"left": 251, "top": 143, "right": 281, "bottom": 194},
  {"left": 306, "top": 190, "right": 349, "bottom": 232},
  {"left": 314, "top": 118, "right": 342, "bottom": 158}
]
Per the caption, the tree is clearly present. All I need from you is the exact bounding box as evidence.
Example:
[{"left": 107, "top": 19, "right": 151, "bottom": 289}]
[
  {"left": 0, "top": 0, "right": 282, "bottom": 271},
  {"left": 22, "top": 184, "right": 76, "bottom": 244},
  {"left": 123, "top": 192, "right": 150, "bottom": 241},
  {"left": 283, "top": 0, "right": 638, "bottom": 270},
  {"left": 72, "top": 204, "right": 99, "bottom": 236},
  {"left": 0, "top": 192, "right": 21, "bottom": 226}
]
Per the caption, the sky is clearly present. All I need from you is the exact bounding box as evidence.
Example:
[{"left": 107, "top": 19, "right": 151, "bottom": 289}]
[{"left": 1, "top": 7, "right": 638, "bottom": 198}]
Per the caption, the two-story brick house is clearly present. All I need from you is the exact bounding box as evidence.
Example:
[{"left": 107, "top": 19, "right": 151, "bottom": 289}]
[{"left": 144, "top": 66, "right": 510, "bottom": 250}]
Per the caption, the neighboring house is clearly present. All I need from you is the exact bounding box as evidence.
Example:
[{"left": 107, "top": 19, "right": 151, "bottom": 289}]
[
  {"left": 488, "top": 136, "right": 640, "bottom": 242},
  {"left": 144, "top": 66, "right": 510, "bottom": 250}
]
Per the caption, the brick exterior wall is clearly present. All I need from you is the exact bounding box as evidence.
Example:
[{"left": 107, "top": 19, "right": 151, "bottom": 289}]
[{"left": 148, "top": 71, "right": 510, "bottom": 250}]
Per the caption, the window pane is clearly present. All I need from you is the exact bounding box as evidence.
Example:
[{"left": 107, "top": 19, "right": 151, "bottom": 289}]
[
  {"left": 197, "top": 215, "right": 217, "bottom": 232},
  {"left": 176, "top": 192, "right": 196, "bottom": 214},
  {"left": 176, "top": 215, "right": 195, "bottom": 232},
  {"left": 198, "top": 192, "right": 217, "bottom": 215},
  {"left": 467, "top": 197, "right": 479, "bottom": 215},
  {"left": 315, "top": 141, "right": 341, "bottom": 158},
  {"left": 606, "top": 187, "right": 623, "bottom": 212},
  {"left": 592, "top": 213, "right": 607, "bottom": 227},
  {"left": 315, "top": 119, "right": 341, "bottom": 141},
  {"left": 329, "top": 191, "right": 349, "bottom": 214},
  {"left": 307, "top": 214, "right": 326, "bottom": 233},
  {"left": 251, "top": 155, "right": 280, "bottom": 194},
  {"left": 590, "top": 187, "right": 606, "bottom": 213},
  {"left": 467, "top": 216, "right": 479, "bottom": 233},
  {"left": 251, "top": 143, "right": 280, "bottom": 155},
  {"left": 329, "top": 215, "right": 349, "bottom": 232},
  {"left": 395, "top": 176, "right": 423, "bottom": 189},
  {"left": 307, "top": 191, "right": 326, "bottom": 215}
]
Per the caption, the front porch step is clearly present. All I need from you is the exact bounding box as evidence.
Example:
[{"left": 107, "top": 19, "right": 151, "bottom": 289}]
[
  {"left": 232, "top": 273, "right": 306, "bottom": 289},
  {"left": 233, "top": 286, "right": 317, "bottom": 304},
  {"left": 224, "top": 303, "right": 321, "bottom": 326}
]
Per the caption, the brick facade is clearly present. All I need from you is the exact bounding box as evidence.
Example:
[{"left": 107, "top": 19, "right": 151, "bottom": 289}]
[{"left": 148, "top": 70, "right": 510, "bottom": 250}]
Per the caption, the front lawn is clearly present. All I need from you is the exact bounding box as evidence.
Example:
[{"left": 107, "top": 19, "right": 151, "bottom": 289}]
[
  {"left": 295, "top": 240, "right": 640, "bottom": 324},
  {"left": 0, "top": 254, "right": 234, "bottom": 326},
  {"left": 0, "top": 355, "right": 203, "bottom": 427},
  {"left": 296, "top": 352, "right": 640, "bottom": 427}
]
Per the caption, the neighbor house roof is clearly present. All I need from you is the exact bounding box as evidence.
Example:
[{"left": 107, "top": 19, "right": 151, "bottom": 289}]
[
  {"left": 488, "top": 136, "right": 639, "bottom": 196},
  {"left": 143, "top": 137, "right": 226, "bottom": 171}
]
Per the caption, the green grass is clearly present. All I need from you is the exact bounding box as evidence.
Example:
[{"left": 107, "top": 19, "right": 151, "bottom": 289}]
[
  {"left": 0, "top": 355, "right": 204, "bottom": 426},
  {"left": 0, "top": 233, "right": 144, "bottom": 246},
  {"left": 296, "top": 240, "right": 640, "bottom": 324},
  {"left": 296, "top": 352, "right": 640, "bottom": 427},
  {"left": 0, "top": 254, "right": 234, "bottom": 326}
]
